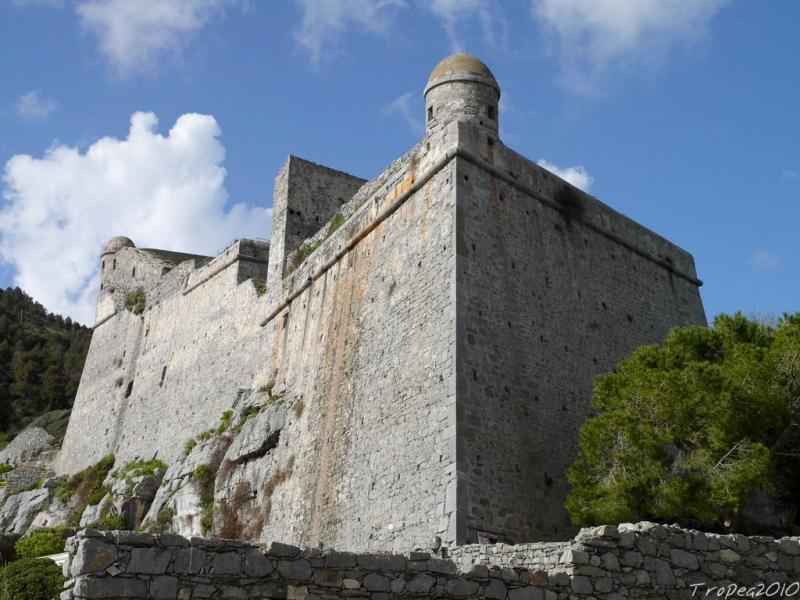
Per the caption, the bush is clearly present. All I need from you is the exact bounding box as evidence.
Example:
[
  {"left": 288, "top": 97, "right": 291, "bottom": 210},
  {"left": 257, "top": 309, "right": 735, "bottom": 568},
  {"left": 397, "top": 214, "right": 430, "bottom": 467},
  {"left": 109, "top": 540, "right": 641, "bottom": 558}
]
[
  {"left": 123, "top": 288, "right": 145, "bottom": 315},
  {"left": 567, "top": 313, "right": 800, "bottom": 533},
  {"left": 0, "top": 464, "right": 11, "bottom": 476},
  {"left": 15, "top": 528, "right": 65, "bottom": 559},
  {"left": 252, "top": 279, "right": 267, "bottom": 297},
  {"left": 0, "top": 557, "right": 64, "bottom": 600},
  {"left": 92, "top": 512, "right": 127, "bottom": 530}
]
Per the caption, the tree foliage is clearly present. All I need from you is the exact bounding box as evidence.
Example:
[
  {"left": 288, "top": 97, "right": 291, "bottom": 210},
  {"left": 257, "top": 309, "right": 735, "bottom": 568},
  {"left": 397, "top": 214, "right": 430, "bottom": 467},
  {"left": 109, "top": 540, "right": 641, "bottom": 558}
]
[
  {"left": 567, "top": 313, "right": 800, "bottom": 533},
  {"left": 0, "top": 288, "right": 91, "bottom": 445}
]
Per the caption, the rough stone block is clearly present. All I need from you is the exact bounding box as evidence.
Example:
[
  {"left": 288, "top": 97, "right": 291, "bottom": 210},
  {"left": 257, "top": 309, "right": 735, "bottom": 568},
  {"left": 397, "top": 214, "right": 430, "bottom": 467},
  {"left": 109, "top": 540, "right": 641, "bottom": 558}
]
[
  {"left": 277, "top": 559, "right": 312, "bottom": 582},
  {"left": 244, "top": 549, "right": 273, "bottom": 577},
  {"left": 362, "top": 573, "right": 390, "bottom": 591},
  {"left": 175, "top": 547, "right": 205, "bottom": 574},
  {"left": 74, "top": 575, "right": 147, "bottom": 598},
  {"left": 150, "top": 576, "right": 179, "bottom": 599},
  {"left": 128, "top": 547, "right": 172, "bottom": 574},
  {"left": 70, "top": 538, "right": 117, "bottom": 577},
  {"left": 212, "top": 551, "right": 243, "bottom": 575}
]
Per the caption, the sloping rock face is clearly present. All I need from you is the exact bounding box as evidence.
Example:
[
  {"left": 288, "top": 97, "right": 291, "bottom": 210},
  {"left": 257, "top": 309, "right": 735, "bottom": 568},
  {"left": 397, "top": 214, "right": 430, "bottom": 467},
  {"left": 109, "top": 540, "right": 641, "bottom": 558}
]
[
  {"left": 140, "top": 389, "right": 297, "bottom": 542},
  {"left": 0, "top": 426, "right": 56, "bottom": 467},
  {"left": 0, "top": 488, "right": 49, "bottom": 534}
]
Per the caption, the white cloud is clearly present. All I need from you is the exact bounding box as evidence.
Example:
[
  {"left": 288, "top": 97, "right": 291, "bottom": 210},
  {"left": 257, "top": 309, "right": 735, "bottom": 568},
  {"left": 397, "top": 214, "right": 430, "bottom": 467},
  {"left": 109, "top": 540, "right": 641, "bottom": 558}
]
[
  {"left": 383, "top": 91, "right": 422, "bottom": 135},
  {"left": 748, "top": 250, "right": 780, "bottom": 271},
  {"left": 0, "top": 112, "right": 270, "bottom": 324},
  {"left": 780, "top": 169, "right": 798, "bottom": 182},
  {"left": 293, "top": 0, "right": 406, "bottom": 65},
  {"left": 15, "top": 90, "right": 58, "bottom": 121},
  {"left": 531, "top": 0, "right": 731, "bottom": 94},
  {"left": 75, "top": 0, "right": 235, "bottom": 76},
  {"left": 537, "top": 159, "right": 593, "bottom": 192},
  {"left": 424, "top": 0, "right": 496, "bottom": 52}
]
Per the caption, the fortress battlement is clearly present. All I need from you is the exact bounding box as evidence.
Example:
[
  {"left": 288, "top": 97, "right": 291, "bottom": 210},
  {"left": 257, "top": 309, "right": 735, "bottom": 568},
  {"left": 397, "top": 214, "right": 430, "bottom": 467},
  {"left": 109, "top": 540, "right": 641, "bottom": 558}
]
[{"left": 57, "top": 53, "right": 706, "bottom": 552}]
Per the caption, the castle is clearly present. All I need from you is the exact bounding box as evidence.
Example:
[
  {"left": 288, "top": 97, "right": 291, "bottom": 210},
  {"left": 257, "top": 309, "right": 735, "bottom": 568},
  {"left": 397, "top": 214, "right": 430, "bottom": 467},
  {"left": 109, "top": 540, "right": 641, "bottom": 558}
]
[{"left": 56, "top": 53, "right": 706, "bottom": 552}]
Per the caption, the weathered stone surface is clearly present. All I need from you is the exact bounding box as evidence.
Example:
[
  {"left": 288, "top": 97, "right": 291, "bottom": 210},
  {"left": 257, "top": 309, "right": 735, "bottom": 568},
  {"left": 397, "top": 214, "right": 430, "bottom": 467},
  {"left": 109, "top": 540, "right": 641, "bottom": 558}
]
[
  {"left": 0, "top": 487, "right": 49, "bottom": 535},
  {"left": 212, "top": 551, "right": 243, "bottom": 575},
  {"left": 128, "top": 547, "right": 171, "bottom": 574},
  {"left": 70, "top": 537, "right": 117, "bottom": 576},
  {"left": 0, "top": 427, "right": 55, "bottom": 467},
  {"left": 175, "top": 547, "right": 205, "bottom": 574}
]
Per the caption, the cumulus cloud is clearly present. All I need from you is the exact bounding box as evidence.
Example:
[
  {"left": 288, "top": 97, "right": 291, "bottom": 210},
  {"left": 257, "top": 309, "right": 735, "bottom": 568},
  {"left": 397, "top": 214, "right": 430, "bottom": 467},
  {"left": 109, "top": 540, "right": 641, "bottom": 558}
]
[
  {"left": 748, "top": 250, "right": 780, "bottom": 271},
  {"left": 0, "top": 112, "right": 270, "bottom": 324},
  {"left": 383, "top": 91, "right": 423, "bottom": 135},
  {"left": 76, "top": 0, "right": 235, "bottom": 76},
  {"left": 15, "top": 90, "right": 58, "bottom": 121},
  {"left": 537, "top": 159, "right": 593, "bottom": 192},
  {"left": 531, "top": 0, "right": 731, "bottom": 94},
  {"left": 293, "top": 0, "right": 405, "bottom": 65}
]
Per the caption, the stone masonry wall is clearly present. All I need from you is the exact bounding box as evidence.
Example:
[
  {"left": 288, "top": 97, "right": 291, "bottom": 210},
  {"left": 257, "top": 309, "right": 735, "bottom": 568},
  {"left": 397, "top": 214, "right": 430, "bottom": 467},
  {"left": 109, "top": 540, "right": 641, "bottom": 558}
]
[
  {"left": 57, "top": 240, "right": 274, "bottom": 474},
  {"left": 452, "top": 122, "right": 706, "bottom": 543},
  {"left": 255, "top": 122, "right": 461, "bottom": 553},
  {"left": 62, "top": 523, "right": 800, "bottom": 600}
]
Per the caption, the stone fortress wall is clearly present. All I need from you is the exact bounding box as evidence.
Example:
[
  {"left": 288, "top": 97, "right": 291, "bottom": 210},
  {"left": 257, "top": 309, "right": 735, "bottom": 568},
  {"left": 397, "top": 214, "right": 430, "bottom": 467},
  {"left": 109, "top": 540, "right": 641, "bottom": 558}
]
[
  {"left": 54, "top": 52, "right": 707, "bottom": 553},
  {"left": 62, "top": 523, "right": 800, "bottom": 599}
]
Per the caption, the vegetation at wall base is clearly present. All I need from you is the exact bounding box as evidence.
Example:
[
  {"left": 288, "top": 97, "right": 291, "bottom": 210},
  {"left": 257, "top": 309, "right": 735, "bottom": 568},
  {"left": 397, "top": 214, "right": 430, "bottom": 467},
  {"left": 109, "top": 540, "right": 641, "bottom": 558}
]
[
  {"left": 0, "top": 557, "right": 64, "bottom": 600},
  {"left": 15, "top": 527, "right": 67, "bottom": 559},
  {"left": 0, "top": 288, "right": 91, "bottom": 446},
  {"left": 567, "top": 312, "right": 800, "bottom": 534}
]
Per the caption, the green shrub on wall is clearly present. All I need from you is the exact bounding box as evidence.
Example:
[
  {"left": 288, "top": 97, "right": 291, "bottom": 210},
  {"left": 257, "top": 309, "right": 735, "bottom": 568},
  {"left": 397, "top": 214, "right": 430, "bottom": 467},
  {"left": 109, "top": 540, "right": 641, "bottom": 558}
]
[{"left": 123, "top": 288, "right": 145, "bottom": 315}]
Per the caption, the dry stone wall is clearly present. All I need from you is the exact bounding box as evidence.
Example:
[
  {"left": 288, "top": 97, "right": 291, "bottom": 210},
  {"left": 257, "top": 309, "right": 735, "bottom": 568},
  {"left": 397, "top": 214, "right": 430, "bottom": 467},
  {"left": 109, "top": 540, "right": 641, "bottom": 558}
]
[{"left": 62, "top": 523, "right": 800, "bottom": 599}]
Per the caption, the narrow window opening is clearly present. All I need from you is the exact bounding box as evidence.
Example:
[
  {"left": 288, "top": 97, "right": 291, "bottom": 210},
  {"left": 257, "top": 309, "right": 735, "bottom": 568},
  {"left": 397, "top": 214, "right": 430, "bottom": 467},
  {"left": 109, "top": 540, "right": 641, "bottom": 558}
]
[
  {"left": 124, "top": 381, "right": 133, "bottom": 398},
  {"left": 487, "top": 105, "right": 496, "bottom": 120},
  {"left": 100, "top": 284, "right": 104, "bottom": 290},
  {"left": 427, "top": 106, "right": 433, "bottom": 122},
  {"left": 102, "top": 260, "right": 105, "bottom": 271},
  {"left": 132, "top": 267, "right": 136, "bottom": 277},
  {"left": 113, "top": 258, "right": 117, "bottom": 270},
  {"left": 159, "top": 366, "right": 167, "bottom": 387}
]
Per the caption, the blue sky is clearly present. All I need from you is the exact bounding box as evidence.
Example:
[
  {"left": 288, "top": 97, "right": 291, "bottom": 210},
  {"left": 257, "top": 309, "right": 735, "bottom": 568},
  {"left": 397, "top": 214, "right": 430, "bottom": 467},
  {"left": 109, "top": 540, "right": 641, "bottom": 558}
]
[{"left": 0, "top": 0, "right": 797, "bottom": 325}]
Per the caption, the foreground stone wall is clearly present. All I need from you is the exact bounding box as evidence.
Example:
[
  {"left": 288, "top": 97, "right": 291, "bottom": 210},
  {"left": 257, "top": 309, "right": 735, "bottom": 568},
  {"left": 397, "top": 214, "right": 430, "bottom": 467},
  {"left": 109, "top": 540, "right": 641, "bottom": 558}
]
[{"left": 62, "top": 523, "right": 800, "bottom": 599}]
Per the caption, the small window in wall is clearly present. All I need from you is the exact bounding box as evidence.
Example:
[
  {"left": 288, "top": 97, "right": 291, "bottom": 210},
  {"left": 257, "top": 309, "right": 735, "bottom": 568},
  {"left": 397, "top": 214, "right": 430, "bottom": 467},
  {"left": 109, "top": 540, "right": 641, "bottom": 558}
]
[
  {"left": 113, "top": 258, "right": 117, "bottom": 270},
  {"left": 159, "top": 366, "right": 167, "bottom": 387},
  {"left": 487, "top": 105, "right": 496, "bottom": 120},
  {"left": 124, "top": 380, "right": 133, "bottom": 398},
  {"left": 102, "top": 260, "right": 105, "bottom": 271},
  {"left": 132, "top": 267, "right": 136, "bottom": 277},
  {"left": 427, "top": 106, "right": 433, "bottom": 122}
]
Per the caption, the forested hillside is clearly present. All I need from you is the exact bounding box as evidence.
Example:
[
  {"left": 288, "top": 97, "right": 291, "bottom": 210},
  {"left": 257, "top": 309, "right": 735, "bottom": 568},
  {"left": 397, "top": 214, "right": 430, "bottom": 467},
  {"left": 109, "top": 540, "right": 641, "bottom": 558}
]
[{"left": 0, "top": 287, "right": 91, "bottom": 446}]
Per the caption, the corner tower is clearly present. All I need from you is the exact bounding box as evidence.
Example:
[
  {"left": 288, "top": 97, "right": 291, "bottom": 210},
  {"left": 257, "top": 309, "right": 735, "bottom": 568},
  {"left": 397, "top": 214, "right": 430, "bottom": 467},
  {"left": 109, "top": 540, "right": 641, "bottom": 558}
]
[{"left": 424, "top": 52, "right": 500, "bottom": 137}]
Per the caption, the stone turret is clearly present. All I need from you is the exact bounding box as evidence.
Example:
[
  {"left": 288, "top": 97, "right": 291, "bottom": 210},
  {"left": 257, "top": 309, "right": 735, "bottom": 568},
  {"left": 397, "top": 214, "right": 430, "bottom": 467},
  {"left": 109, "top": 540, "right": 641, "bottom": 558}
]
[{"left": 424, "top": 52, "right": 500, "bottom": 137}]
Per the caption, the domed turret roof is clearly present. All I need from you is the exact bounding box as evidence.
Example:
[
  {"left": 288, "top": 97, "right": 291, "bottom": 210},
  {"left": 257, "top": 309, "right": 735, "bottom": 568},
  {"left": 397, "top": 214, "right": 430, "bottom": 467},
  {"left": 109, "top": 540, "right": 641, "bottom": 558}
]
[
  {"left": 425, "top": 52, "right": 499, "bottom": 96},
  {"left": 103, "top": 236, "right": 135, "bottom": 254}
]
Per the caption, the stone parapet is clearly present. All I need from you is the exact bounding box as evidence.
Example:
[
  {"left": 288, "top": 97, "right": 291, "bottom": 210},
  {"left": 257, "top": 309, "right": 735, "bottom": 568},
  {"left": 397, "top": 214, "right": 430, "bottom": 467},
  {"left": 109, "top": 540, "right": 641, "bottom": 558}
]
[{"left": 61, "top": 523, "right": 800, "bottom": 599}]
